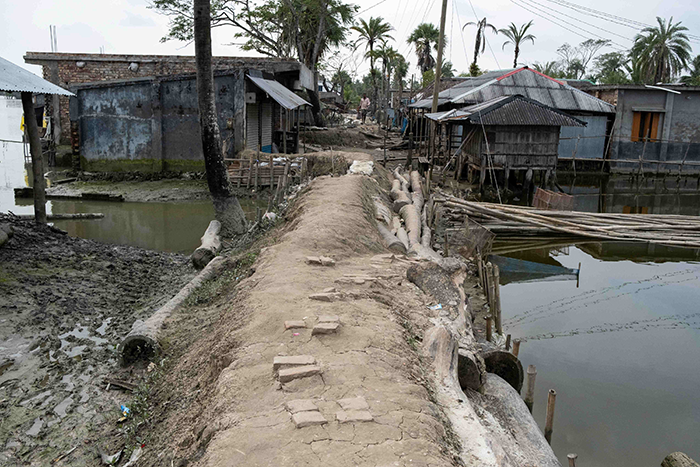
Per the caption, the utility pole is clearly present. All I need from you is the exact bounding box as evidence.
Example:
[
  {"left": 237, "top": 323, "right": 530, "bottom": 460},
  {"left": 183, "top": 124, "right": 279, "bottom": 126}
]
[{"left": 429, "top": 0, "right": 448, "bottom": 165}]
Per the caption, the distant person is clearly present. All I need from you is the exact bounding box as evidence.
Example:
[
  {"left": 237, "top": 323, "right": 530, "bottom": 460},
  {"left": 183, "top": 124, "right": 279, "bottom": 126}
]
[{"left": 360, "top": 94, "right": 370, "bottom": 124}]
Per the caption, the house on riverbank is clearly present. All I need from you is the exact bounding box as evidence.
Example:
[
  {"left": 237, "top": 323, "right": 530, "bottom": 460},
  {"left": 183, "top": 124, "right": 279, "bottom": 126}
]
[
  {"left": 579, "top": 83, "right": 700, "bottom": 173},
  {"left": 410, "top": 67, "right": 616, "bottom": 161},
  {"left": 25, "top": 53, "right": 313, "bottom": 173}
]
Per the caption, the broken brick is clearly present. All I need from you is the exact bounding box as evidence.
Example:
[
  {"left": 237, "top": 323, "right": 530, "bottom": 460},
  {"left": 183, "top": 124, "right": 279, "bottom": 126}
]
[
  {"left": 285, "top": 399, "right": 318, "bottom": 413},
  {"left": 337, "top": 397, "right": 369, "bottom": 411},
  {"left": 312, "top": 323, "right": 340, "bottom": 335},
  {"left": 273, "top": 355, "right": 316, "bottom": 371},
  {"left": 336, "top": 410, "right": 373, "bottom": 423},
  {"left": 278, "top": 365, "right": 321, "bottom": 383},
  {"left": 292, "top": 411, "right": 327, "bottom": 428},
  {"left": 284, "top": 320, "right": 307, "bottom": 330},
  {"left": 317, "top": 315, "right": 339, "bottom": 324}
]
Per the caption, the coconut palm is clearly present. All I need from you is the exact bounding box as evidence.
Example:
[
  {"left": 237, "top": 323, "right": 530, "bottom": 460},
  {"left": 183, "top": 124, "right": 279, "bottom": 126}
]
[
  {"left": 376, "top": 41, "right": 401, "bottom": 113},
  {"left": 463, "top": 18, "right": 498, "bottom": 71},
  {"left": 407, "top": 23, "right": 441, "bottom": 73},
  {"left": 499, "top": 21, "right": 536, "bottom": 68},
  {"left": 680, "top": 55, "right": 700, "bottom": 86},
  {"left": 351, "top": 17, "right": 393, "bottom": 112},
  {"left": 630, "top": 16, "right": 692, "bottom": 84}
]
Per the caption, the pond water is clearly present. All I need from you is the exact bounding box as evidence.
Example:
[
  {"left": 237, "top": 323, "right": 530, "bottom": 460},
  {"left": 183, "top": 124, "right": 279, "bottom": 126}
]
[
  {"left": 497, "top": 177, "right": 700, "bottom": 466},
  {"left": 1, "top": 111, "right": 262, "bottom": 254}
]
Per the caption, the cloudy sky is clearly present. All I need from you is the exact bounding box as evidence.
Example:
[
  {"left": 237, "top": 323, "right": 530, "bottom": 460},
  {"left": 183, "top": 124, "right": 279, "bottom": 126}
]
[{"left": 1, "top": 0, "right": 698, "bottom": 80}]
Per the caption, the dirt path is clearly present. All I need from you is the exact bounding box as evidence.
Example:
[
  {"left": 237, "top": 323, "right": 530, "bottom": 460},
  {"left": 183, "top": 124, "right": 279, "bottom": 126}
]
[{"left": 134, "top": 172, "right": 460, "bottom": 466}]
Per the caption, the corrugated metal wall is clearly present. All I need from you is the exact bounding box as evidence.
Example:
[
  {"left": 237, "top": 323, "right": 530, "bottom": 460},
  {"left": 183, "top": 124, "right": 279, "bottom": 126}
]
[
  {"left": 558, "top": 115, "right": 608, "bottom": 159},
  {"left": 261, "top": 102, "right": 272, "bottom": 152},
  {"left": 246, "top": 103, "right": 259, "bottom": 151}
]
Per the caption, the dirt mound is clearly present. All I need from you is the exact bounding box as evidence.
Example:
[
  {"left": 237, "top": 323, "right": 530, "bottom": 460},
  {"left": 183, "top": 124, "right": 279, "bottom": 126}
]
[{"left": 127, "top": 174, "right": 460, "bottom": 466}]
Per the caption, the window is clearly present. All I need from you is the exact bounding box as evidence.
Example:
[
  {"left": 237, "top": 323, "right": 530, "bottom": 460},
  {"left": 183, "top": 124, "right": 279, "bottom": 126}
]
[{"left": 631, "top": 111, "right": 662, "bottom": 142}]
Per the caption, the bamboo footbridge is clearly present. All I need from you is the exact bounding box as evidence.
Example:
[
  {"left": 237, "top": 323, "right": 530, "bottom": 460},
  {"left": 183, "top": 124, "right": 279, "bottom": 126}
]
[{"left": 436, "top": 194, "right": 700, "bottom": 250}]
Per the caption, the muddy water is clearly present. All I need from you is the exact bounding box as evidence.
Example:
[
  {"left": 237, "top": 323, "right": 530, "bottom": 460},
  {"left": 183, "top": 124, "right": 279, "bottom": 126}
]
[{"left": 497, "top": 177, "right": 700, "bottom": 466}]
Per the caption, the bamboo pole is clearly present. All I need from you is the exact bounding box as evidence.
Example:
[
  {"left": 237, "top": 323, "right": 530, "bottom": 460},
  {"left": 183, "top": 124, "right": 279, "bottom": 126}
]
[
  {"left": 494, "top": 264, "right": 502, "bottom": 335},
  {"left": 269, "top": 155, "right": 274, "bottom": 187},
  {"left": 524, "top": 365, "right": 536, "bottom": 413},
  {"left": 254, "top": 146, "right": 260, "bottom": 192},
  {"left": 486, "top": 262, "right": 496, "bottom": 314},
  {"left": 505, "top": 334, "right": 511, "bottom": 351},
  {"left": 544, "top": 389, "right": 557, "bottom": 444},
  {"left": 485, "top": 315, "right": 492, "bottom": 342},
  {"left": 512, "top": 339, "right": 521, "bottom": 357},
  {"left": 246, "top": 151, "right": 254, "bottom": 188}
]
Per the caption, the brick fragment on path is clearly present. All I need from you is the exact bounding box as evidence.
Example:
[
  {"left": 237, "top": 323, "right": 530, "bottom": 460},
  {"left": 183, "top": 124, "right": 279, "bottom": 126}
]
[
  {"left": 319, "top": 256, "right": 335, "bottom": 266},
  {"left": 336, "top": 410, "right": 373, "bottom": 423},
  {"left": 278, "top": 365, "right": 321, "bottom": 383},
  {"left": 273, "top": 355, "right": 316, "bottom": 371},
  {"left": 337, "top": 397, "right": 369, "bottom": 411},
  {"left": 317, "top": 315, "right": 339, "bottom": 324},
  {"left": 284, "top": 320, "right": 307, "bottom": 330},
  {"left": 285, "top": 399, "right": 318, "bottom": 413},
  {"left": 312, "top": 322, "right": 340, "bottom": 335},
  {"left": 292, "top": 411, "right": 327, "bottom": 428},
  {"left": 309, "top": 292, "right": 341, "bottom": 302}
]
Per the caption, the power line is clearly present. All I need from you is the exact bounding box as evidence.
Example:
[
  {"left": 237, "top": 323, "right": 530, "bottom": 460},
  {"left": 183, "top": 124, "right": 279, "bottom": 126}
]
[
  {"left": 540, "top": 0, "right": 700, "bottom": 42},
  {"left": 523, "top": 0, "right": 634, "bottom": 43},
  {"left": 509, "top": 0, "right": 626, "bottom": 51},
  {"left": 358, "top": 0, "right": 389, "bottom": 15}
]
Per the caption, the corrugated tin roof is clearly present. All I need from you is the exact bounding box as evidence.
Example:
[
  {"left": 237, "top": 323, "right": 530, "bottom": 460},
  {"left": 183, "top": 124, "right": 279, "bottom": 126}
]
[
  {"left": 0, "top": 56, "right": 73, "bottom": 96},
  {"left": 424, "top": 95, "right": 585, "bottom": 127},
  {"left": 411, "top": 67, "right": 615, "bottom": 114},
  {"left": 248, "top": 75, "right": 309, "bottom": 110}
]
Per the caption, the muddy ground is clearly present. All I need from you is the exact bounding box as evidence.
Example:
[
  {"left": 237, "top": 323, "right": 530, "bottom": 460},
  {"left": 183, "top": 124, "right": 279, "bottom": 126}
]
[
  {"left": 0, "top": 214, "right": 196, "bottom": 466},
  {"left": 46, "top": 178, "right": 212, "bottom": 203}
]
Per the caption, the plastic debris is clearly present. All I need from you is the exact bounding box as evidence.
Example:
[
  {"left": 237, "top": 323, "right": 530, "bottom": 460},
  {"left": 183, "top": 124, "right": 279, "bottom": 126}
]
[
  {"left": 101, "top": 450, "right": 122, "bottom": 465},
  {"left": 292, "top": 333, "right": 300, "bottom": 336},
  {"left": 429, "top": 304, "right": 443, "bottom": 310},
  {"left": 348, "top": 160, "right": 374, "bottom": 175},
  {"left": 118, "top": 405, "right": 130, "bottom": 423},
  {"left": 122, "top": 446, "right": 143, "bottom": 467}
]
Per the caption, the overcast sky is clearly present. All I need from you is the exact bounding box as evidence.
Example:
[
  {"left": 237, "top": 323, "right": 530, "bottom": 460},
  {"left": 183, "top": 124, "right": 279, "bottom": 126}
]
[{"left": 1, "top": 0, "right": 698, "bottom": 81}]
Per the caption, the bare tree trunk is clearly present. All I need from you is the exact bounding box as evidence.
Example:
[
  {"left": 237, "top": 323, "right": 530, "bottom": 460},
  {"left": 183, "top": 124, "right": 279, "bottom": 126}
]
[
  {"left": 21, "top": 92, "right": 47, "bottom": 225},
  {"left": 194, "top": 0, "right": 247, "bottom": 236}
]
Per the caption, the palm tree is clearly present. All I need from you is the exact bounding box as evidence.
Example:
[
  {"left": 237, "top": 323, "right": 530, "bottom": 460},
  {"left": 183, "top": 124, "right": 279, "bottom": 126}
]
[
  {"left": 680, "top": 55, "right": 700, "bottom": 85},
  {"left": 376, "top": 41, "right": 400, "bottom": 114},
  {"left": 351, "top": 17, "right": 393, "bottom": 112},
  {"left": 499, "top": 21, "right": 536, "bottom": 68},
  {"left": 532, "top": 61, "right": 561, "bottom": 77},
  {"left": 630, "top": 16, "right": 692, "bottom": 84},
  {"left": 463, "top": 18, "right": 498, "bottom": 72},
  {"left": 408, "top": 23, "right": 441, "bottom": 73},
  {"left": 393, "top": 54, "right": 409, "bottom": 106}
]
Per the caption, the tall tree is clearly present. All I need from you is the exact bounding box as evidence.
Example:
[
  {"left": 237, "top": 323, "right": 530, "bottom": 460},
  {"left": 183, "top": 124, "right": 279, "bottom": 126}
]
[
  {"left": 193, "top": 0, "right": 247, "bottom": 235},
  {"left": 407, "top": 23, "right": 441, "bottom": 73},
  {"left": 376, "top": 41, "right": 400, "bottom": 115},
  {"left": 351, "top": 16, "right": 393, "bottom": 114},
  {"left": 393, "top": 54, "right": 409, "bottom": 108},
  {"left": 499, "top": 21, "right": 536, "bottom": 68},
  {"left": 463, "top": 18, "right": 497, "bottom": 74},
  {"left": 680, "top": 55, "right": 700, "bottom": 86},
  {"left": 592, "top": 52, "right": 631, "bottom": 84},
  {"left": 151, "top": 0, "right": 357, "bottom": 126},
  {"left": 556, "top": 39, "right": 609, "bottom": 79},
  {"left": 631, "top": 16, "right": 692, "bottom": 84}
]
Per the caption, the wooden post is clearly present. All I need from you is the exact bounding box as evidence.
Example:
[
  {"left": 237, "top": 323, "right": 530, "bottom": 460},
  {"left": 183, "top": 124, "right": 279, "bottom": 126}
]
[
  {"left": 505, "top": 334, "right": 511, "bottom": 350},
  {"left": 524, "top": 365, "right": 536, "bottom": 412},
  {"left": 571, "top": 135, "right": 580, "bottom": 176},
  {"left": 512, "top": 339, "right": 521, "bottom": 357},
  {"left": 443, "top": 229, "right": 449, "bottom": 256},
  {"left": 277, "top": 160, "right": 290, "bottom": 205},
  {"left": 256, "top": 206, "right": 262, "bottom": 223},
  {"left": 283, "top": 109, "right": 288, "bottom": 154},
  {"left": 407, "top": 131, "right": 413, "bottom": 169},
  {"left": 254, "top": 146, "right": 260, "bottom": 192},
  {"left": 679, "top": 144, "right": 690, "bottom": 176},
  {"left": 567, "top": 454, "right": 578, "bottom": 467},
  {"left": 269, "top": 154, "right": 274, "bottom": 188},
  {"left": 331, "top": 146, "right": 335, "bottom": 175},
  {"left": 283, "top": 160, "right": 291, "bottom": 196},
  {"left": 638, "top": 139, "right": 648, "bottom": 177},
  {"left": 272, "top": 175, "right": 282, "bottom": 208},
  {"left": 486, "top": 262, "right": 496, "bottom": 314},
  {"left": 485, "top": 315, "right": 492, "bottom": 342},
  {"left": 544, "top": 389, "right": 557, "bottom": 444},
  {"left": 246, "top": 151, "right": 254, "bottom": 188},
  {"left": 383, "top": 116, "right": 388, "bottom": 168},
  {"left": 20, "top": 92, "right": 47, "bottom": 224},
  {"left": 494, "top": 264, "right": 502, "bottom": 335}
]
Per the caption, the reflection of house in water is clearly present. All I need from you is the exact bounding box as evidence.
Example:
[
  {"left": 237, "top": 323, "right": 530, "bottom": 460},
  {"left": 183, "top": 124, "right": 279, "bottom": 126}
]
[
  {"left": 579, "top": 84, "right": 700, "bottom": 174},
  {"left": 560, "top": 175, "right": 700, "bottom": 216},
  {"left": 490, "top": 252, "right": 579, "bottom": 285},
  {"left": 580, "top": 242, "right": 700, "bottom": 263}
]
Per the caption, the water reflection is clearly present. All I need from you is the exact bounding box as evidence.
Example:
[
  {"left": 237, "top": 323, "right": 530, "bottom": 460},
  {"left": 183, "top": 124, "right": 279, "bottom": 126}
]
[{"left": 499, "top": 243, "right": 700, "bottom": 466}]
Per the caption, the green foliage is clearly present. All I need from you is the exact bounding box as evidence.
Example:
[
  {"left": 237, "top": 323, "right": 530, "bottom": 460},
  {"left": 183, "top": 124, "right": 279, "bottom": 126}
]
[
  {"left": 630, "top": 16, "right": 692, "bottom": 83},
  {"left": 407, "top": 23, "right": 441, "bottom": 73},
  {"left": 469, "top": 62, "right": 482, "bottom": 77},
  {"left": 422, "top": 69, "right": 435, "bottom": 87},
  {"left": 680, "top": 56, "right": 700, "bottom": 86},
  {"left": 592, "top": 52, "right": 631, "bottom": 84},
  {"left": 499, "top": 21, "right": 536, "bottom": 68},
  {"left": 150, "top": 0, "right": 356, "bottom": 68},
  {"left": 441, "top": 60, "right": 455, "bottom": 78},
  {"left": 556, "top": 39, "right": 610, "bottom": 79},
  {"left": 531, "top": 61, "right": 564, "bottom": 78}
]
